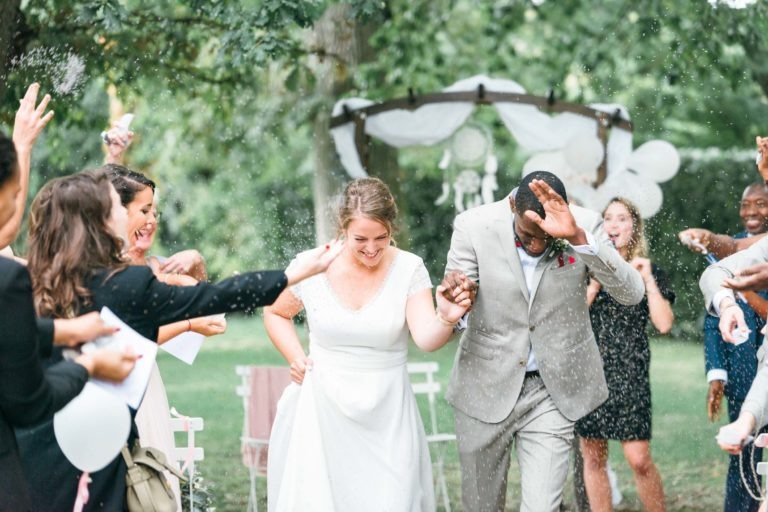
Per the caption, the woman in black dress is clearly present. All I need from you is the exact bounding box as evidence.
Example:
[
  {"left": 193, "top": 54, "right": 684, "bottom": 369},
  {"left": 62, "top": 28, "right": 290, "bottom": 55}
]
[
  {"left": 576, "top": 197, "right": 675, "bottom": 512},
  {"left": 0, "top": 121, "right": 136, "bottom": 510},
  {"left": 17, "top": 169, "right": 341, "bottom": 511}
]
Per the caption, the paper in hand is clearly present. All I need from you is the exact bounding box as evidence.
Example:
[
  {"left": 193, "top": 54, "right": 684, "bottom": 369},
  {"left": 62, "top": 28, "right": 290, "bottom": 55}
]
[
  {"left": 160, "top": 314, "right": 224, "bottom": 365},
  {"left": 81, "top": 307, "right": 158, "bottom": 409}
]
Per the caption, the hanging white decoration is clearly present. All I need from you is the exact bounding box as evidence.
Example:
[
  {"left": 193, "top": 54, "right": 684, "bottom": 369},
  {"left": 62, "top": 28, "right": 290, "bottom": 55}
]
[{"left": 331, "top": 75, "right": 681, "bottom": 218}]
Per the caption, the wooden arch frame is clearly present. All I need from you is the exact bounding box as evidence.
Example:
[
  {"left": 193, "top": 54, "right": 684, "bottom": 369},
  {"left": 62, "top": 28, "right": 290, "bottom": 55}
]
[{"left": 329, "top": 85, "right": 633, "bottom": 187}]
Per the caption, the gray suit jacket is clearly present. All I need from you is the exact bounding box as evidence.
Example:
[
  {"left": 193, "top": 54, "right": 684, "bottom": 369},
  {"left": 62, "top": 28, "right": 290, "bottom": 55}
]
[
  {"left": 445, "top": 199, "right": 645, "bottom": 423},
  {"left": 700, "top": 236, "right": 768, "bottom": 426}
]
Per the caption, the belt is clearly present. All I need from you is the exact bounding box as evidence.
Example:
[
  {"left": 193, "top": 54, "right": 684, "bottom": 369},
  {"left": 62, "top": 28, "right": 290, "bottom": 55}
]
[{"left": 524, "top": 370, "right": 540, "bottom": 379}]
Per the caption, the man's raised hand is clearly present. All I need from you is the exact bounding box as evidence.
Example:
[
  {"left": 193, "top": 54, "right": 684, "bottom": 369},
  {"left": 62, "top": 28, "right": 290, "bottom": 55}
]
[{"left": 524, "top": 179, "right": 583, "bottom": 243}]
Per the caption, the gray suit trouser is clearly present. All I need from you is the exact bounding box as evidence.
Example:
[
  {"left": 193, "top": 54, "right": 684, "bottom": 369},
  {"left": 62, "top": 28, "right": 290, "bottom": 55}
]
[{"left": 454, "top": 374, "right": 575, "bottom": 512}]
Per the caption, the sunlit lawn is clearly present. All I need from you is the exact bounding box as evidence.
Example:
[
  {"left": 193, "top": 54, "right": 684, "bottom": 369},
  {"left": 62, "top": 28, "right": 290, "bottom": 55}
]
[{"left": 160, "top": 316, "right": 733, "bottom": 511}]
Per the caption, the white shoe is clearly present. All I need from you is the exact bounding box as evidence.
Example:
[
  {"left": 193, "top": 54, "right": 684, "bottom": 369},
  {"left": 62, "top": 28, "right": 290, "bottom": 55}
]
[{"left": 607, "top": 463, "right": 623, "bottom": 507}]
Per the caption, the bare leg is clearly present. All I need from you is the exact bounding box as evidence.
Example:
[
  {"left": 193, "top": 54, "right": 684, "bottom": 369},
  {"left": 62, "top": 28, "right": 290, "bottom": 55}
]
[
  {"left": 580, "top": 437, "right": 612, "bottom": 512},
  {"left": 621, "top": 440, "right": 666, "bottom": 512},
  {"left": 571, "top": 436, "right": 590, "bottom": 512},
  {"left": 581, "top": 437, "right": 613, "bottom": 512}
]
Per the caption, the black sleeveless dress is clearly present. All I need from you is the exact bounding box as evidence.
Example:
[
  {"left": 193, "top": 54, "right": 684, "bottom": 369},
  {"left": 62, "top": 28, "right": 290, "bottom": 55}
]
[{"left": 576, "top": 264, "right": 675, "bottom": 441}]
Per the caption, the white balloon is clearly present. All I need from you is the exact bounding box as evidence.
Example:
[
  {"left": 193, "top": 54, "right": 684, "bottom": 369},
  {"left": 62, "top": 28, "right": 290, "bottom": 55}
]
[
  {"left": 54, "top": 383, "right": 131, "bottom": 472},
  {"left": 626, "top": 140, "right": 680, "bottom": 183},
  {"left": 563, "top": 133, "right": 604, "bottom": 179},
  {"left": 522, "top": 151, "right": 575, "bottom": 181},
  {"left": 566, "top": 183, "right": 598, "bottom": 210},
  {"left": 593, "top": 173, "right": 626, "bottom": 212},
  {"left": 610, "top": 172, "right": 664, "bottom": 218}
]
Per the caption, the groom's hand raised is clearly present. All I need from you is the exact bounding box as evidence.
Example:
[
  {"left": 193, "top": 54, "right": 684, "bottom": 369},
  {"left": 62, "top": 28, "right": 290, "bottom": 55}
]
[{"left": 524, "top": 179, "right": 587, "bottom": 246}]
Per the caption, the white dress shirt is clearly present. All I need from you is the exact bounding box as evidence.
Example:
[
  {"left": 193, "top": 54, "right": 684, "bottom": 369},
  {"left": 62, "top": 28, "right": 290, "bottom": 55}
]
[{"left": 518, "top": 231, "right": 600, "bottom": 372}]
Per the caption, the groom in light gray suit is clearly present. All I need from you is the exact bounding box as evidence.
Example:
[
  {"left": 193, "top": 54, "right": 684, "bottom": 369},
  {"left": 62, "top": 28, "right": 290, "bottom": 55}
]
[{"left": 443, "top": 171, "right": 644, "bottom": 511}]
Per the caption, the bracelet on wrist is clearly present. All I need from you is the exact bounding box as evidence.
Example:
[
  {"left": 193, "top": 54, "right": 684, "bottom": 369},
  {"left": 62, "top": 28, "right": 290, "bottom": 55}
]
[
  {"left": 436, "top": 312, "right": 458, "bottom": 327},
  {"left": 186, "top": 319, "right": 192, "bottom": 332}
]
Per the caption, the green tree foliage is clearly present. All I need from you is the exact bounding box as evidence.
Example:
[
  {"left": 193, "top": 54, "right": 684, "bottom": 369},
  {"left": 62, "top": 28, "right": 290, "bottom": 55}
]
[{"left": 3, "top": 0, "right": 768, "bottom": 335}]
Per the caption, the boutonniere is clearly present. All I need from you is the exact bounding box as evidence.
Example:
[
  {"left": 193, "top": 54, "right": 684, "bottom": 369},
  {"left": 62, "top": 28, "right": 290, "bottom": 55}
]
[
  {"left": 550, "top": 239, "right": 577, "bottom": 267},
  {"left": 550, "top": 238, "right": 569, "bottom": 256}
]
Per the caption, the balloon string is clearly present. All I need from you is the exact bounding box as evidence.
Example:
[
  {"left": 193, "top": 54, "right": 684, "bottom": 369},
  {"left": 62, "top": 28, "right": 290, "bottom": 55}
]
[{"left": 72, "top": 471, "right": 91, "bottom": 512}]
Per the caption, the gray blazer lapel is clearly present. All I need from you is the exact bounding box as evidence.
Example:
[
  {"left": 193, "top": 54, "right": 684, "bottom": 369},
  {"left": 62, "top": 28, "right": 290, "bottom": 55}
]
[{"left": 497, "top": 213, "right": 529, "bottom": 302}]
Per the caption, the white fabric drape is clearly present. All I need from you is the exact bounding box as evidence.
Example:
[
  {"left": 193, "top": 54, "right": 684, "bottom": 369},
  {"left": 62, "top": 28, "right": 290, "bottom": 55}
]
[
  {"left": 330, "top": 75, "right": 629, "bottom": 179},
  {"left": 329, "top": 75, "right": 678, "bottom": 217}
]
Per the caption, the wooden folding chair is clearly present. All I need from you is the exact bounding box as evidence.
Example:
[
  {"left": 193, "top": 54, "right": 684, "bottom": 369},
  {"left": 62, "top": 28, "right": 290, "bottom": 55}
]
[
  {"left": 407, "top": 361, "right": 456, "bottom": 512},
  {"left": 235, "top": 365, "right": 291, "bottom": 512},
  {"left": 168, "top": 408, "right": 205, "bottom": 509}
]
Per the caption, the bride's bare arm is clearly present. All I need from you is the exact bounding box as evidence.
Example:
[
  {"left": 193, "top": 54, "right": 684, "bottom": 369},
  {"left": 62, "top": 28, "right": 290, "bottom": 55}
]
[
  {"left": 264, "top": 290, "right": 311, "bottom": 384},
  {"left": 406, "top": 287, "right": 469, "bottom": 352}
]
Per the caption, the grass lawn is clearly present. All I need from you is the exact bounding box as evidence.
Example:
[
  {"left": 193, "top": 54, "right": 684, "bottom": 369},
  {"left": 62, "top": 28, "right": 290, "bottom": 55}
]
[{"left": 159, "top": 316, "right": 734, "bottom": 511}]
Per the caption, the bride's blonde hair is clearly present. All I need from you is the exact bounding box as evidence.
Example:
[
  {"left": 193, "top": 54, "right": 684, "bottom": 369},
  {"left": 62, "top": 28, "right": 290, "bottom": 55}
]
[{"left": 336, "top": 178, "right": 399, "bottom": 240}]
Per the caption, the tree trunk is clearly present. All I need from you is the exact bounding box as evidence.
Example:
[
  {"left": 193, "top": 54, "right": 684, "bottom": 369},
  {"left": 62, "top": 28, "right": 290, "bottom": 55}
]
[
  {"left": 0, "top": 0, "right": 22, "bottom": 101},
  {"left": 309, "top": 6, "right": 394, "bottom": 244},
  {"left": 367, "top": 139, "right": 409, "bottom": 249},
  {"left": 310, "top": 4, "right": 363, "bottom": 243}
]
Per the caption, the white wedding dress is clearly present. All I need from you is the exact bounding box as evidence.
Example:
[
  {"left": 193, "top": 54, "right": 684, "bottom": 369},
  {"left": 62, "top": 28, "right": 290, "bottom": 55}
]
[{"left": 268, "top": 249, "right": 436, "bottom": 512}]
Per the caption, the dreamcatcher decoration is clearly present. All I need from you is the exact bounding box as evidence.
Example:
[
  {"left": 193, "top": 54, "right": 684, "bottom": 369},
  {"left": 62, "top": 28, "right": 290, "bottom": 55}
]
[{"left": 435, "top": 124, "right": 499, "bottom": 212}]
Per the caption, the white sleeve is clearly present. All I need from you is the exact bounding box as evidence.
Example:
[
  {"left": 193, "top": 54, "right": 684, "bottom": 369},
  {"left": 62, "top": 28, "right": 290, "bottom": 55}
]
[
  {"left": 571, "top": 231, "right": 600, "bottom": 255},
  {"left": 285, "top": 257, "right": 303, "bottom": 300},
  {"left": 712, "top": 289, "right": 736, "bottom": 316},
  {"left": 707, "top": 369, "right": 728, "bottom": 383},
  {"left": 408, "top": 260, "right": 433, "bottom": 297}
]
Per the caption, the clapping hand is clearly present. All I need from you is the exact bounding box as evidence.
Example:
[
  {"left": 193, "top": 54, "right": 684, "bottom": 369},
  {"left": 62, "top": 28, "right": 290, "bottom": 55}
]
[{"left": 524, "top": 179, "right": 585, "bottom": 244}]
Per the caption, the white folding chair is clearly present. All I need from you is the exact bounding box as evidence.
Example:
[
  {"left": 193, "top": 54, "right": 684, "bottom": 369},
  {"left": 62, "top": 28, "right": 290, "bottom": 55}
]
[
  {"left": 235, "top": 365, "right": 291, "bottom": 512},
  {"left": 408, "top": 362, "right": 456, "bottom": 512},
  {"left": 169, "top": 408, "right": 204, "bottom": 509}
]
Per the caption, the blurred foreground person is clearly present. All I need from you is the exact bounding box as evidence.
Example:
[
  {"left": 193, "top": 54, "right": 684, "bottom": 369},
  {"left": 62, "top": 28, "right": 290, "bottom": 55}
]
[
  {"left": 702, "top": 183, "right": 768, "bottom": 512},
  {"left": 0, "top": 128, "right": 136, "bottom": 511}
]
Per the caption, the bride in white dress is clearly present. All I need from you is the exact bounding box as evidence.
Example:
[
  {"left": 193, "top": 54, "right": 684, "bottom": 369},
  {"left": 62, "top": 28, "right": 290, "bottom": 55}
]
[{"left": 264, "top": 178, "right": 471, "bottom": 512}]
